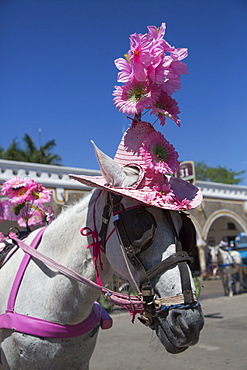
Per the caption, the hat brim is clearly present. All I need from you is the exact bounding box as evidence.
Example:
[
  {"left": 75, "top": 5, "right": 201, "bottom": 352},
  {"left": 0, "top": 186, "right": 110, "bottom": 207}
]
[{"left": 69, "top": 173, "right": 202, "bottom": 211}]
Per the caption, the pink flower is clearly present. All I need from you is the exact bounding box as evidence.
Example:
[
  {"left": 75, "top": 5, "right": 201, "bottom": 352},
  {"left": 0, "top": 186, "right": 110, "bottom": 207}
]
[
  {"left": 173, "top": 196, "right": 192, "bottom": 210},
  {"left": 128, "top": 33, "right": 153, "bottom": 81},
  {"left": 0, "top": 200, "right": 4, "bottom": 222},
  {"left": 160, "top": 76, "right": 181, "bottom": 95},
  {"left": 147, "top": 23, "right": 174, "bottom": 53},
  {"left": 170, "top": 47, "right": 188, "bottom": 62},
  {"left": 1, "top": 177, "right": 33, "bottom": 204},
  {"left": 19, "top": 203, "right": 35, "bottom": 221},
  {"left": 153, "top": 183, "right": 174, "bottom": 203},
  {"left": 3, "top": 202, "right": 20, "bottom": 221},
  {"left": 140, "top": 131, "right": 179, "bottom": 175},
  {"left": 113, "top": 80, "right": 159, "bottom": 115},
  {"left": 17, "top": 209, "right": 44, "bottom": 228},
  {"left": 160, "top": 57, "right": 188, "bottom": 95},
  {"left": 44, "top": 205, "right": 54, "bottom": 224},
  {"left": 147, "top": 23, "right": 166, "bottom": 41},
  {"left": 149, "top": 92, "right": 180, "bottom": 126},
  {"left": 170, "top": 61, "right": 188, "bottom": 76},
  {"left": 17, "top": 203, "right": 53, "bottom": 227},
  {"left": 144, "top": 182, "right": 174, "bottom": 206},
  {"left": 0, "top": 177, "right": 54, "bottom": 229},
  {"left": 114, "top": 57, "right": 133, "bottom": 83},
  {"left": 146, "top": 55, "right": 169, "bottom": 85},
  {"left": 27, "top": 183, "right": 52, "bottom": 204},
  {"left": 113, "top": 22, "right": 188, "bottom": 123}
]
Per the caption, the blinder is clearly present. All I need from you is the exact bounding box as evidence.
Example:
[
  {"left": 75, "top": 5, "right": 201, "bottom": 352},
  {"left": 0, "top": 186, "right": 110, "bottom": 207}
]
[
  {"left": 115, "top": 208, "right": 196, "bottom": 256},
  {"left": 179, "top": 212, "right": 197, "bottom": 254},
  {"left": 116, "top": 207, "right": 157, "bottom": 254}
]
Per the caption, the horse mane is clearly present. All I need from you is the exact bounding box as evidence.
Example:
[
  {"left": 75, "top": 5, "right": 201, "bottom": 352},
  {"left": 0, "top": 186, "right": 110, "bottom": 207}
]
[{"left": 53, "top": 189, "right": 100, "bottom": 226}]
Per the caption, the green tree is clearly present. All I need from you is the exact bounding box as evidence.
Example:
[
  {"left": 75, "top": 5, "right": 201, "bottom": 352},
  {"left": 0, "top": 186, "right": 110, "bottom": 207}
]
[
  {"left": 0, "top": 134, "right": 61, "bottom": 165},
  {"left": 0, "top": 138, "right": 22, "bottom": 160},
  {"left": 195, "top": 161, "right": 245, "bottom": 184}
]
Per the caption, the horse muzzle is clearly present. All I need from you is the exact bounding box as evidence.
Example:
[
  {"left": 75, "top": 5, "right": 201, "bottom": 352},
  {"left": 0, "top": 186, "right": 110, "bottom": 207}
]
[{"left": 154, "top": 305, "right": 204, "bottom": 354}]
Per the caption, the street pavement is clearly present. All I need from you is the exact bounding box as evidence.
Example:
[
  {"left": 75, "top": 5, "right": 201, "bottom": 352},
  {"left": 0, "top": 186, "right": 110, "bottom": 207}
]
[{"left": 90, "top": 279, "right": 247, "bottom": 370}]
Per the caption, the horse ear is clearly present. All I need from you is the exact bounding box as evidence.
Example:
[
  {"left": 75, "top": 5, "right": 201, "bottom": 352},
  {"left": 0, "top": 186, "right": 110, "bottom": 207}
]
[{"left": 91, "top": 141, "right": 139, "bottom": 187}]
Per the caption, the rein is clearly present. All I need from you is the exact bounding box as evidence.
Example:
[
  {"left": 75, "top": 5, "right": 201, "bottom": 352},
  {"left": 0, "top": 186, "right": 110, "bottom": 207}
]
[{"left": 9, "top": 233, "right": 144, "bottom": 316}]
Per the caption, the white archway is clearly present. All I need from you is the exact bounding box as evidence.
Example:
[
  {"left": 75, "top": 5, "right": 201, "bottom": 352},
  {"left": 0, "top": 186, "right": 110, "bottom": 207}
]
[
  {"left": 202, "top": 209, "right": 247, "bottom": 241},
  {"left": 190, "top": 209, "right": 247, "bottom": 277},
  {"left": 188, "top": 215, "right": 206, "bottom": 276},
  {"left": 188, "top": 215, "right": 203, "bottom": 246}
]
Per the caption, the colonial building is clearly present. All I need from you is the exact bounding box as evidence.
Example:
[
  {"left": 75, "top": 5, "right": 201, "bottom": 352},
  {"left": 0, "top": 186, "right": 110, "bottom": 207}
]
[{"left": 1, "top": 159, "right": 247, "bottom": 276}]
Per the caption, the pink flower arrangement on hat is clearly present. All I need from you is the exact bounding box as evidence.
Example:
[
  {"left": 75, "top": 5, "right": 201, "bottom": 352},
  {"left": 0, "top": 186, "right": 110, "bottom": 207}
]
[
  {"left": 113, "top": 22, "right": 188, "bottom": 126},
  {"left": 140, "top": 130, "right": 179, "bottom": 175},
  {"left": 143, "top": 182, "right": 193, "bottom": 210},
  {"left": 0, "top": 177, "right": 54, "bottom": 230},
  {"left": 69, "top": 22, "right": 203, "bottom": 212},
  {"left": 143, "top": 183, "right": 174, "bottom": 206}
]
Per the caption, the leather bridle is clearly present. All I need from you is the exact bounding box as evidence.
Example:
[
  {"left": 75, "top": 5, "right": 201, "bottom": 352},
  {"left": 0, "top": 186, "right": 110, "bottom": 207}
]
[{"left": 99, "top": 192, "right": 198, "bottom": 328}]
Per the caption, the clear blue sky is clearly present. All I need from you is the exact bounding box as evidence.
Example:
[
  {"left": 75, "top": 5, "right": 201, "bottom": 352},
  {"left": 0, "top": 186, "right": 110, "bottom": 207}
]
[{"left": 0, "top": 0, "right": 246, "bottom": 184}]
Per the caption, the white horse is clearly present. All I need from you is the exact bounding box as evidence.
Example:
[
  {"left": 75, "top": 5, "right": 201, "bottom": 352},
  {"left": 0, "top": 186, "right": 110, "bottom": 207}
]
[
  {"left": 0, "top": 154, "right": 204, "bottom": 370},
  {"left": 209, "top": 243, "right": 243, "bottom": 296}
]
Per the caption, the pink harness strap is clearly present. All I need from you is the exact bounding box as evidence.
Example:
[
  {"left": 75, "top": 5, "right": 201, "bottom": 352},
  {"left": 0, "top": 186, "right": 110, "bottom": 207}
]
[
  {"left": 0, "top": 302, "right": 112, "bottom": 338},
  {"left": 7, "top": 228, "right": 47, "bottom": 311},
  {"left": 0, "top": 228, "right": 112, "bottom": 338}
]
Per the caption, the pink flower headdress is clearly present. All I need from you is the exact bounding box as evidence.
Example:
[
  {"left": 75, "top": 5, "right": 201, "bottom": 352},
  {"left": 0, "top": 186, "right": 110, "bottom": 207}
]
[
  {"left": 113, "top": 23, "right": 185, "bottom": 181},
  {"left": 113, "top": 22, "right": 188, "bottom": 126},
  {"left": 70, "top": 23, "right": 202, "bottom": 211}
]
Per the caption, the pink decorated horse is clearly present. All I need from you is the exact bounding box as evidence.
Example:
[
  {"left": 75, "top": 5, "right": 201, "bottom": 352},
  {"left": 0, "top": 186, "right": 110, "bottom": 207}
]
[{"left": 0, "top": 121, "right": 204, "bottom": 369}]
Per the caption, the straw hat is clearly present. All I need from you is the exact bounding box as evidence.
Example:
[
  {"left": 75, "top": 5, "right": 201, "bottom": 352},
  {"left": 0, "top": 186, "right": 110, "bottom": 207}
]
[{"left": 70, "top": 120, "right": 202, "bottom": 210}]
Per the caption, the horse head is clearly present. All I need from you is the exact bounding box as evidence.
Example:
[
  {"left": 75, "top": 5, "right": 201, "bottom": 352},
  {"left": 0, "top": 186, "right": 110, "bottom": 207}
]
[
  {"left": 208, "top": 245, "right": 219, "bottom": 265},
  {"left": 71, "top": 133, "right": 204, "bottom": 354},
  {"left": 209, "top": 241, "right": 231, "bottom": 266}
]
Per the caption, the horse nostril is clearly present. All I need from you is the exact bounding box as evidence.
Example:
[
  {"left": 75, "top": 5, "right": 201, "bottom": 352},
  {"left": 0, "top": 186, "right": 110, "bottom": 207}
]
[
  {"left": 170, "top": 309, "right": 202, "bottom": 338},
  {"left": 170, "top": 310, "right": 188, "bottom": 329}
]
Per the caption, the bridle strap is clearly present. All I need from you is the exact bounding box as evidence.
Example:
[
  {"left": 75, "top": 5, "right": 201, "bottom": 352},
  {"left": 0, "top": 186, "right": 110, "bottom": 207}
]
[
  {"left": 98, "top": 192, "right": 112, "bottom": 249},
  {"left": 111, "top": 194, "right": 154, "bottom": 303},
  {"left": 164, "top": 211, "right": 194, "bottom": 304},
  {"left": 146, "top": 251, "right": 191, "bottom": 280}
]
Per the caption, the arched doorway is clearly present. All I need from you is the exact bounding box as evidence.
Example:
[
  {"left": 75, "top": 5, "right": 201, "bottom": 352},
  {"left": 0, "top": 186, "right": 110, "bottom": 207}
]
[
  {"left": 203, "top": 209, "right": 247, "bottom": 245},
  {"left": 199, "top": 209, "right": 247, "bottom": 277}
]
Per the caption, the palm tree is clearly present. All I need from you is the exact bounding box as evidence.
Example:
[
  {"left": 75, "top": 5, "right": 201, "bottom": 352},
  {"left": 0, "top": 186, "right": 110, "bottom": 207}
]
[{"left": 0, "top": 134, "right": 61, "bottom": 165}]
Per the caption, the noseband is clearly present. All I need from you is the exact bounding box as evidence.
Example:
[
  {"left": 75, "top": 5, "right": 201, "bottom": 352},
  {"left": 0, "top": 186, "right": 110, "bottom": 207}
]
[{"left": 99, "top": 193, "right": 198, "bottom": 328}]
